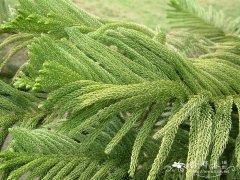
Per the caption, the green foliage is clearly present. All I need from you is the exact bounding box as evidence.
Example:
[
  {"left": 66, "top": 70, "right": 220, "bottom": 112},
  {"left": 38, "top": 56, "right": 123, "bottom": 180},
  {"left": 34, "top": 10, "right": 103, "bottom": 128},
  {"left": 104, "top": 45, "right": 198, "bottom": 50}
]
[
  {"left": 0, "top": 80, "right": 42, "bottom": 148},
  {"left": 167, "top": 0, "right": 240, "bottom": 40},
  {"left": 0, "top": 0, "right": 240, "bottom": 179}
]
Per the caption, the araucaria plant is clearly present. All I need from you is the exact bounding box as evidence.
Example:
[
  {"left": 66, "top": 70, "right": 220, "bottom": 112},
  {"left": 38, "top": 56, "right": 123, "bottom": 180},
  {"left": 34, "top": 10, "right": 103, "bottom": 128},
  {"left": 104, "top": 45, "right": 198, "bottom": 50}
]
[{"left": 0, "top": 0, "right": 240, "bottom": 179}]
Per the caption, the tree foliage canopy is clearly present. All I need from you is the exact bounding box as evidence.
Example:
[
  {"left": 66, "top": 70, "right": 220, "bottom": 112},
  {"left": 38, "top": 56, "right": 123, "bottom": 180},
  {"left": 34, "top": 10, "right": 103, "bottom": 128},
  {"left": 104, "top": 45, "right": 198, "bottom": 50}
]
[{"left": 1, "top": 0, "right": 240, "bottom": 179}]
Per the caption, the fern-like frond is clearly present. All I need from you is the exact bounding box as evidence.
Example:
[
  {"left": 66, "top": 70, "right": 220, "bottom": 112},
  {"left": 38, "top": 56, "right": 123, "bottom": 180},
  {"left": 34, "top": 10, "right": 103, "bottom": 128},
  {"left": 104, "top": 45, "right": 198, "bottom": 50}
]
[
  {"left": 0, "top": 0, "right": 104, "bottom": 74},
  {"left": 0, "top": 80, "right": 42, "bottom": 148},
  {"left": 1, "top": 0, "right": 102, "bottom": 34},
  {"left": 167, "top": 0, "right": 240, "bottom": 40},
  {"left": 185, "top": 104, "right": 213, "bottom": 179},
  {"left": 0, "top": 126, "right": 137, "bottom": 180},
  {"left": 1, "top": 0, "right": 240, "bottom": 179}
]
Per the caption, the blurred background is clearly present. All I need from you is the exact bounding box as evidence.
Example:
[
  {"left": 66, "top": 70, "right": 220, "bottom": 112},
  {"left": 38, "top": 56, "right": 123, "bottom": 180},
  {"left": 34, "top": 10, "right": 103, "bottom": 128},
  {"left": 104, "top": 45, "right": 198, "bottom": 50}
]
[
  {"left": 0, "top": 0, "right": 239, "bottom": 81},
  {"left": 74, "top": 0, "right": 239, "bottom": 29}
]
